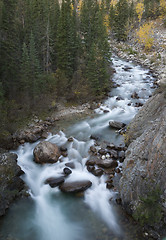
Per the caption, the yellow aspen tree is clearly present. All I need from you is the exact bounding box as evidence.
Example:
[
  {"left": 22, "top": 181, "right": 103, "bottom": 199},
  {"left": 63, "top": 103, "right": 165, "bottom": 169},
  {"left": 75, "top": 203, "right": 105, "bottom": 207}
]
[
  {"left": 77, "top": 0, "right": 83, "bottom": 15},
  {"left": 104, "top": 14, "right": 110, "bottom": 32},
  {"left": 136, "top": 22, "right": 154, "bottom": 51},
  {"left": 136, "top": 1, "right": 144, "bottom": 23},
  {"left": 110, "top": 0, "right": 117, "bottom": 7}
]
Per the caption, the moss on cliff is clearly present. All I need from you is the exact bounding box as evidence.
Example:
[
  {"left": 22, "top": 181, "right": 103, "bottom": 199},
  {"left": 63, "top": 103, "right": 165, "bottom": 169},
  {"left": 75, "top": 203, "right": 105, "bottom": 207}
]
[{"left": 133, "top": 187, "right": 162, "bottom": 226}]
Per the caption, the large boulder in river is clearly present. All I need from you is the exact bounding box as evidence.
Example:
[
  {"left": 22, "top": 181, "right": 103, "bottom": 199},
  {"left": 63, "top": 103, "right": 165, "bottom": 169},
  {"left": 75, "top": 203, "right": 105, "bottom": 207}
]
[
  {"left": 119, "top": 92, "right": 166, "bottom": 233},
  {"left": 109, "top": 121, "right": 126, "bottom": 129},
  {"left": 33, "top": 141, "right": 61, "bottom": 164},
  {"left": 59, "top": 180, "right": 92, "bottom": 193},
  {"left": 0, "top": 151, "right": 24, "bottom": 216}
]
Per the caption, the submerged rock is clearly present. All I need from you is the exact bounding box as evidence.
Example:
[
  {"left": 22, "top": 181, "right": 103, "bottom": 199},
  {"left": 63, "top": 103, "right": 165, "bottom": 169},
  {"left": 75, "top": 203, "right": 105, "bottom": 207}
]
[
  {"left": 33, "top": 141, "right": 61, "bottom": 164},
  {"left": 65, "top": 162, "right": 75, "bottom": 169},
  {"left": 59, "top": 180, "right": 92, "bottom": 193}
]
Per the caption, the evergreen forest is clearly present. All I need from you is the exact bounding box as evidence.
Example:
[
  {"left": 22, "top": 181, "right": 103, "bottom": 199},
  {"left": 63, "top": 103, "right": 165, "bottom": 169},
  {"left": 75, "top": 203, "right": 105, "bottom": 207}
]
[
  {"left": 0, "top": 0, "right": 166, "bottom": 134},
  {"left": 0, "top": 0, "right": 111, "bottom": 132}
]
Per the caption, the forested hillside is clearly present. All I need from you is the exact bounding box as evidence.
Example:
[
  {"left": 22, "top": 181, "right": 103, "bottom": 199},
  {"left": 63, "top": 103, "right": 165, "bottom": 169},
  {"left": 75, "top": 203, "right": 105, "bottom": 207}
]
[
  {"left": 0, "top": 0, "right": 166, "bottom": 135},
  {"left": 0, "top": 0, "right": 111, "bottom": 133}
]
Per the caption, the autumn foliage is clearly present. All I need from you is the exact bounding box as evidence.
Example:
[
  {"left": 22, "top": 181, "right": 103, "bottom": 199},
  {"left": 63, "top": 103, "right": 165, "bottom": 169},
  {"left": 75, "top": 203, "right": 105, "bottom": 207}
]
[
  {"left": 136, "top": 22, "right": 154, "bottom": 51},
  {"left": 136, "top": 1, "right": 144, "bottom": 23}
]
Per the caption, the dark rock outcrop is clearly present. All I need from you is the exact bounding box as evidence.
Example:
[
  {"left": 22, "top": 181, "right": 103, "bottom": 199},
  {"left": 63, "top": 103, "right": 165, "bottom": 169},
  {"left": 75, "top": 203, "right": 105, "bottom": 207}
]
[
  {"left": 0, "top": 152, "right": 24, "bottom": 216},
  {"left": 119, "top": 92, "right": 166, "bottom": 232},
  {"left": 33, "top": 141, "right": 61, "bottom": 164}
]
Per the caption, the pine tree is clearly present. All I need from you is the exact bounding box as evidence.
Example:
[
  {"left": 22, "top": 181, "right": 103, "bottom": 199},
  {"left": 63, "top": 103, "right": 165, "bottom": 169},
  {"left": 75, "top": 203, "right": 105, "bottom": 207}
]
[
  {"left": 50, "top": 0, "right": 60, "bottom": 70},
  {"left": 20, "top": 43, "right": 30, "bottom": 91},
  {"left": 144, "top": 0, "right": 160, "bottom": 19},
  {"left": 80, "top": 0, "right": 110, "bottom": 96},
  {"left": 128, "top": 0, "right": 136, "bottom": 24},
  {"left": 112, "top": 0, "right": 129, "bottom": 41},
  {"left": 109, "top": 4, "right": 115, "bottom": 30},
  {"left": 0, "top": 0, "right": 21, "bottom": 98},
  {"left": 56, "top": 0, "right": 78, "bottom": 79}
]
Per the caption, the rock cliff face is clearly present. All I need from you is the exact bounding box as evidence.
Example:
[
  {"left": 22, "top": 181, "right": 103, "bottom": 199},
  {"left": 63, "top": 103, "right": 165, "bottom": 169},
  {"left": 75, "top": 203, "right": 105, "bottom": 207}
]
[
  {"left": 0, "top": 151, "right": 24, "bottom": 216},
  {"left": 119, "top": 92, "right": 166, "bottom": 235}
]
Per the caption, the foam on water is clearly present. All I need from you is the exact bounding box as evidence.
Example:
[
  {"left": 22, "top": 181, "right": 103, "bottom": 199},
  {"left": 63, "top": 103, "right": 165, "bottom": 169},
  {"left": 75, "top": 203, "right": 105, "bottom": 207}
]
[{"left": 0, "top": 56, "right": 155, "bottom": 240}]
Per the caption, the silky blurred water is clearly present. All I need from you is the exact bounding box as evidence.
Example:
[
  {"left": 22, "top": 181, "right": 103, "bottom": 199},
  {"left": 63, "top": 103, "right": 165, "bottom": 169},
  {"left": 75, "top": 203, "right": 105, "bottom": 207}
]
[{"left": 0, "top": 56, "right": 155, "bottom": 240}]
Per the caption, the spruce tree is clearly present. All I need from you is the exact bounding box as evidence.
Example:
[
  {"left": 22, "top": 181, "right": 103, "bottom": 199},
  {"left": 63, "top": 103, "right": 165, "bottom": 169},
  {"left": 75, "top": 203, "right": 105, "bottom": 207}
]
[
  {"left": 80, "top": 0, "right": 110, "bottom": 96},
  {"left": 56, "top": 0, "right": 78, "bottom": 80},
  {"left": 0, "top": 0, "right": 21, "bottom": 98},
  {"left": 128, "top": 0, "right": 136, "bottom": 25},
  {"left": 144, "top": 0, "right": 160, "bottom": 19},
  {"left": 50, "top": 0, "right": 60, "bottom": 70},
  {"left": 109, "top": 4, "right": 115, "bottom": 30},
  {"left": 112, "top": 0, "right": 129, "bottom": 41}
]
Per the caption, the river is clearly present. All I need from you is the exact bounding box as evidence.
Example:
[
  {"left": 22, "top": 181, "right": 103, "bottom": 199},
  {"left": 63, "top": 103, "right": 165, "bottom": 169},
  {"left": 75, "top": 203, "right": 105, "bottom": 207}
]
[{"left": 0, "top": 56, "right": 155, "bottom": 240}]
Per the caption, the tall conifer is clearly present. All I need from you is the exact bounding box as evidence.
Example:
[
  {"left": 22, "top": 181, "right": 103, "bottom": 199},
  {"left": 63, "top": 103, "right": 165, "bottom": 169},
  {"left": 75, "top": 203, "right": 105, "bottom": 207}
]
[{"left": 112, "top": 0, "right": 129, "bottom": 41}]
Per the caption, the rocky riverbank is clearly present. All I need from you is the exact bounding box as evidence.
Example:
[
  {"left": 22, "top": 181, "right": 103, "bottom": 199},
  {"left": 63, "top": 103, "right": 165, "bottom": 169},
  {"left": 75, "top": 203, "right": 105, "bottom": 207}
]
[
  {"left": 0, "top": 150, "right": 25, "bottom": 216},
  {"left": 0, "top": 20, "right": 165, "bottom": 235},
  {"left": 110, "top": 19, "right": 166, "bottom": 87},
  {"left": 0, "top": 102, "right": 94, "bottom": 216},
  {"left": 113, "top": 20, "right": 166, "bottom": 239},
  {"left": 0, "top": 102, "right": 93, "bottom": 150},
  {"left": 119, "top": 92, "right": 166, "bottom": 239}
]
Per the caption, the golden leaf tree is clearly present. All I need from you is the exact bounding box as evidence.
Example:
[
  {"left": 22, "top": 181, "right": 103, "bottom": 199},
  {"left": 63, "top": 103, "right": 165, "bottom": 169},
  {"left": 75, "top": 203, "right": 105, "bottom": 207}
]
[
  {"left": 136, "top": 1, "right": 144, "bottom": 23},
  {"left": 136, "top": 22, "right": 154, "bottom": 51}
]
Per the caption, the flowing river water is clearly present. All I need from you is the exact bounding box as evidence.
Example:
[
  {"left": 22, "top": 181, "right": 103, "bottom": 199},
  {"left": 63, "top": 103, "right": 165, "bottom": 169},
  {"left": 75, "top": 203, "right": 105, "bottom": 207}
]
[{"left": 0, "top": 56, "right": 155, "bottom": 240}]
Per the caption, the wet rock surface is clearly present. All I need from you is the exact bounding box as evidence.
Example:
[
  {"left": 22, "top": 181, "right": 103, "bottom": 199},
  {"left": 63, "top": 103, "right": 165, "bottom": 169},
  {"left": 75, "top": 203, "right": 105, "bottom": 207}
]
[
  {"left": 0, "top": 152, "right": 24, "bottom": 216},
  {"left": 33, "top": 141, "right": 61, "bottom": 164},
  {"left": 59, "top": 180, "right": 92, "bottom": 193},
  {"left": 109, "top": 121, "right": 126, "bottom": 130},
  {"left": 45, "top": 176, "right": 65, "bottom": 188},
  {"left": 96, "top": 158, "right": 118, "bottom": 168}
]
